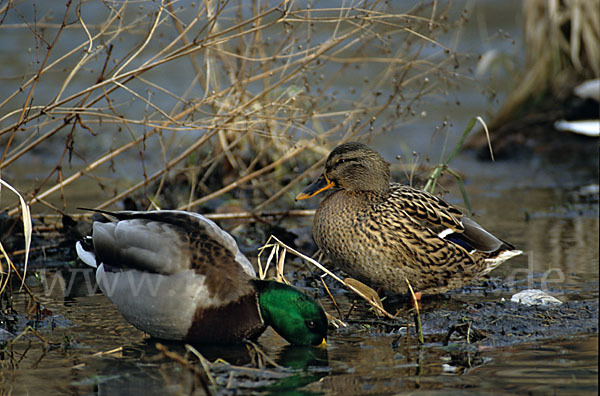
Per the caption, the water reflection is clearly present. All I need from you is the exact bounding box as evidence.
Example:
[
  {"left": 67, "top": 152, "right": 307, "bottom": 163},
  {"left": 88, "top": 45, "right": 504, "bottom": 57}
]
[{"left": 65, "top": 334, "right": 331, "bottom": 395}]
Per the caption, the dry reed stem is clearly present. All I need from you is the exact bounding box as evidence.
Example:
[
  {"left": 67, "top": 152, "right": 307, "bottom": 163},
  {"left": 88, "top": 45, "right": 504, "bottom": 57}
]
[
  {"left": 5, "top": 18, "right": 365, "bottom": 215},
  {"left": 490, "top": 0, "right": 599, "bottom": 128},
  {"left": 320, "top": 276, "right": 343, "bottom": 319},
  {"left": 91, "top": 347, "right": 124, "bottom": 357},
  {"left": 258, "top": 235, "right": 396, "bottom": 319},
  {"left": 0, "top": 179, "right": 32, "bottom": 293},
  {"left": 0, "top": 325, "right": 48, "bottom": 350},
  {"left": 185, "top": 344, "right": 218, "bottom": 388},
  {"left": 0, "top": 1, "right": 469, "bottom": 219}
]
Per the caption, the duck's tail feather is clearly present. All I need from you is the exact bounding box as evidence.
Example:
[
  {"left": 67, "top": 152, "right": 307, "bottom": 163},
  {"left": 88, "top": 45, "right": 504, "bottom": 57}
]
[
  {"left": 481, "top": 249, "right": 523, "bottom": 274},
  {"left": 459, "top": 216, "right": 513, "bottom": 253},
  {"left": 76, "top": 236, "right": 97, "bottom": 268}
]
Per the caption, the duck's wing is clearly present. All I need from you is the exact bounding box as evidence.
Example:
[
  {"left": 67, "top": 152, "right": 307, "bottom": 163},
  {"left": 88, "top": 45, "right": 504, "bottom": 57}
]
[
  {"left": 88, "top": 210, "right": 254, "bottom": 277},
  {"left": 389, "top": 184, "right": 464, "bottom": 233},
  {"left": 389, "top": 185, "right": 512, "bottom": 253},
  {"left": 76, "top": 210, "right": 264, "bottom": 341},
  {"left": 454, "top": 216, "right": 515, "bottom": 253}
]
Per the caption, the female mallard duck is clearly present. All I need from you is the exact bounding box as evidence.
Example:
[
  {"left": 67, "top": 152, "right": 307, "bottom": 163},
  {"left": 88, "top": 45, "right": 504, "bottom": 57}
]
[
  {"left": 76, "top": 210, "right": 327, "bottom": 346},
  {"left": 296, "top": 142, "right": 522, "bottom": 295}
]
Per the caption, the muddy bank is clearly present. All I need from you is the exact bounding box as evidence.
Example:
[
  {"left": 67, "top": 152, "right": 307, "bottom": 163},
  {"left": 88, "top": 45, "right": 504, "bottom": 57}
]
[
  {"left": 329, "top": 286, "right": 597, "bottom": 346},
  {"left": 423, "top": 298, "right": 597, "bottom": 347}
]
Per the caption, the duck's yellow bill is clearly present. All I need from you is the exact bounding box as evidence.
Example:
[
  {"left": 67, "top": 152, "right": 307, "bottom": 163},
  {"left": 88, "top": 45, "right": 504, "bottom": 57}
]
[
  {"left": 317, "top": 338, "right": 327, "bottom": 349},
  {"left": 296, "top": 175, "right": 334, "bottom": 200}
]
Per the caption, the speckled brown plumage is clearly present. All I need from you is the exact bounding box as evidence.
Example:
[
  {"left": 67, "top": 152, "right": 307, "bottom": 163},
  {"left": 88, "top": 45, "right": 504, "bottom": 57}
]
[{"left": 297, "top": 142, "right": 522, "bottom": 295}]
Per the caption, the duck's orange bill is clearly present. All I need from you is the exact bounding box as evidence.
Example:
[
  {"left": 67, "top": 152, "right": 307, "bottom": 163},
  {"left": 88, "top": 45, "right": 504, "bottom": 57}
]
[{"left": 295, "top": 175, "right": 334, "bottom": 200}]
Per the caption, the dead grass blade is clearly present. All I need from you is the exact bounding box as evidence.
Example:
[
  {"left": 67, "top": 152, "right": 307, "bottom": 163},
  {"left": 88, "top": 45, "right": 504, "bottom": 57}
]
[
  {"left": 185, "top": 344, "right": 218, "bottom": 388},
  {"left": 258, "top": 235, "right": 396, "bottom": 319},
  {"left": 0, "top": 178, "right": 32, "bottom": 293},
  {"left": 344, "top": 278, "right": 386, "bottom": 318}
]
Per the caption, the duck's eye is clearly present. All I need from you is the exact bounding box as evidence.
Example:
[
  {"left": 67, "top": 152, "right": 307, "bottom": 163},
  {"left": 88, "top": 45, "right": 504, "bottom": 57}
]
[{"left": 305, "top": 320, "right": 316, "bottom": 329}]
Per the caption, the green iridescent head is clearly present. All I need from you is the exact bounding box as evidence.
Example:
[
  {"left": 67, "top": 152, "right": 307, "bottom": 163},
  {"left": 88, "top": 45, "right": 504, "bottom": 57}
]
[{"left": 251, "top": 280, "right": 328, "bottom": 347}]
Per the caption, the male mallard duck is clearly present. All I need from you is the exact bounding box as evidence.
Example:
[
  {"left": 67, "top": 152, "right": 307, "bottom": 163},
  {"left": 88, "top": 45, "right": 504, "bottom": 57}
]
[
  {"left": 296, "top": 142, "right": 522, "bottom": 295},
  {"left": 76, "top": 210, "right": 327, "bottom": 346}
]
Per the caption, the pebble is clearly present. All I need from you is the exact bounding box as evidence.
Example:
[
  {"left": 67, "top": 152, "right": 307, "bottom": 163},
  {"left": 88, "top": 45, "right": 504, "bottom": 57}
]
[{"left": 510, "top": 289, "right": 563, "bottom": 306}]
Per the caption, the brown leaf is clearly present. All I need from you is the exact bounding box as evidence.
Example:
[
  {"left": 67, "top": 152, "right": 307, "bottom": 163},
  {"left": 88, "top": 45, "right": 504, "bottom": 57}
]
[{"left": 344, "top": 277, "right": 387, "bottom": 317}]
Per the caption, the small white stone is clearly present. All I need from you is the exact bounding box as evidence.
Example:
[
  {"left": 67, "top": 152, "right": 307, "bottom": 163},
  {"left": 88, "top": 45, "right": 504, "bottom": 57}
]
[{"left": 510, "top": 289, "right": 562, "bottom": 306}]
